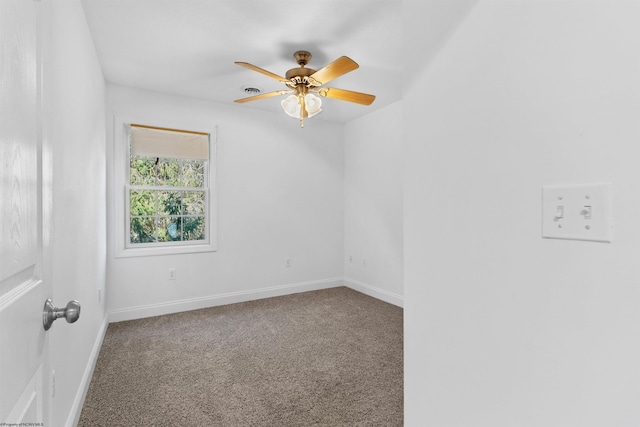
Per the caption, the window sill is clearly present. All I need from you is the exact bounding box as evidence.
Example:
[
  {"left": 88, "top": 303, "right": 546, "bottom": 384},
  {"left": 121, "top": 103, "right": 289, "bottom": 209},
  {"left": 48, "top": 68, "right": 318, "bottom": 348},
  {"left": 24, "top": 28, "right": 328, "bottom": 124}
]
[{"left": 115, "top": 242, "right": 217, "bottom": 258}]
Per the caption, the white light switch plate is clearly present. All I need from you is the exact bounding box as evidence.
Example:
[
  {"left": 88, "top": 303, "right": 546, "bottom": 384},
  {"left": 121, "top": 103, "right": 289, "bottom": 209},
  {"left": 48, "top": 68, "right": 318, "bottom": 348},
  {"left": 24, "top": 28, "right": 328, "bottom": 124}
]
[{"left": 542, "top": 183, "right": 612, "bottom": 242}]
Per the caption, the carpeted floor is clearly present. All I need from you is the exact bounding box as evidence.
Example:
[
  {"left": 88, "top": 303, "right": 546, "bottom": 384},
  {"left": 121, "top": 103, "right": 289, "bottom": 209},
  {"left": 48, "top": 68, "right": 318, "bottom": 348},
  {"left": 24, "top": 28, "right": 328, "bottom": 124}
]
[{"left": 78, "top": 287, "right": 403, "bottom": 426}]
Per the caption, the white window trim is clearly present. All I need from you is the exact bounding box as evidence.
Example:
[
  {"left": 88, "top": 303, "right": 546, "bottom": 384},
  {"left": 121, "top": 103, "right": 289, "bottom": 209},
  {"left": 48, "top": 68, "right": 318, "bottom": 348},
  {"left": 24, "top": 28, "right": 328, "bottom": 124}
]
[{"left": 112, "top": 114, "right": 218, "bottom": 258}]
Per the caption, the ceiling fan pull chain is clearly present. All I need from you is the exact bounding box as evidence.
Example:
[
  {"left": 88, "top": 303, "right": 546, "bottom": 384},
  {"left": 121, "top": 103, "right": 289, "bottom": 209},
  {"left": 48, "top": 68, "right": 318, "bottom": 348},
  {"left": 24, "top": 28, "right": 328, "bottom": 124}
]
[{"left": 299, "top": 94, "right": 306, "bottom": 128}]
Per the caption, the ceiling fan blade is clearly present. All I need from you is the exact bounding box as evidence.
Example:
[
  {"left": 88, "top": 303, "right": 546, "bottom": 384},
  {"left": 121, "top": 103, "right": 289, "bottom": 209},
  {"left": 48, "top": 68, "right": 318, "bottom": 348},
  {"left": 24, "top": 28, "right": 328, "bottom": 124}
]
[
  {"left": 235, "top": 62, "right": 289, "bottom": 83},
  {"left": 316, "top": 87, "right": 376, "bottom": 105},
  {"left": 234, "top": 90, "right": 291, "bottom": 103},
  {"left": 308, "top": 56, "right": 359, "bottom": 86}
]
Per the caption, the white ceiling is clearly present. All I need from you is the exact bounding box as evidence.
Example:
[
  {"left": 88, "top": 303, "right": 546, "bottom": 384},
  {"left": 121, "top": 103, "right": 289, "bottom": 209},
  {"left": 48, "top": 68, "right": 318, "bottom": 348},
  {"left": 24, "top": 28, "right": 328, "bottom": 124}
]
[{"left": 81, "top": 0, "right": 403, "bottom": 124}]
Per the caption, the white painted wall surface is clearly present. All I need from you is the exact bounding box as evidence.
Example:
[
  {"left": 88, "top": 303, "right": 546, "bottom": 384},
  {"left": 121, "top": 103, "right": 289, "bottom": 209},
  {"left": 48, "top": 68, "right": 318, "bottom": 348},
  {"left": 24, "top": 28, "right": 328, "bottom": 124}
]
[
  {"left": 405, "top": 1, "right": 640, "bottom": 426},
  {"left": 106, "top": 85, "right": 344, "bottom": 320},
  {"left": 47, "top": 1, "right": 107, "bottom": 426},
  {"left": 344, "top": 101, "right": 403, "bottom": 306}
]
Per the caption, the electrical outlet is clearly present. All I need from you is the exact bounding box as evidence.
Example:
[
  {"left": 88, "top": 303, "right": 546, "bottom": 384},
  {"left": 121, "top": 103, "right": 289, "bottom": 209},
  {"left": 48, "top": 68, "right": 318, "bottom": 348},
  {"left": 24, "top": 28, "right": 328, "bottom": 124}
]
[
  {"left": 362, "top": 258, "right": 367, "bottom": 267},
  {"left": 285, "top": 257, "right": 291, "bottom": 268},
  {"left": 349, "top": 255, "right": 353, "bottom": 263},
  {"left": 168, "top": 268, "right": 176, "bottom": 280}
]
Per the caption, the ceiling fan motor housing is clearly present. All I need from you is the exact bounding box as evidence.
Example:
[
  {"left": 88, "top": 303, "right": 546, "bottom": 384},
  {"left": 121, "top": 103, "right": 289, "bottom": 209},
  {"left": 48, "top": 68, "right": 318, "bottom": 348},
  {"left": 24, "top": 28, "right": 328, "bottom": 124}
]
[
  {"left": 285, "top": 50, "right": 319, "bottom": 87},
  {"left": 285, "top": 66, "right": 316, "bottom": 80}
]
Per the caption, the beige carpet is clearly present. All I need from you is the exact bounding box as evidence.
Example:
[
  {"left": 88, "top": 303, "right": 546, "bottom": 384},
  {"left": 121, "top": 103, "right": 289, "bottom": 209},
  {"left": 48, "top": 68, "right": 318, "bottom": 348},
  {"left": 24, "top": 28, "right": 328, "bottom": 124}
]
[{"left": 78, "top": 287, "right": 403, "bottom": 426}]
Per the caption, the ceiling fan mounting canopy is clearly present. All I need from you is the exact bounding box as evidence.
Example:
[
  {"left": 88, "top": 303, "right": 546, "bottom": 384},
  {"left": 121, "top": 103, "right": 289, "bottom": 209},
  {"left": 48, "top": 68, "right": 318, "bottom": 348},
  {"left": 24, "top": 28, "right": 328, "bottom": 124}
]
[{"left": 293, "top": 50, "right": 312, "bottom": 67}]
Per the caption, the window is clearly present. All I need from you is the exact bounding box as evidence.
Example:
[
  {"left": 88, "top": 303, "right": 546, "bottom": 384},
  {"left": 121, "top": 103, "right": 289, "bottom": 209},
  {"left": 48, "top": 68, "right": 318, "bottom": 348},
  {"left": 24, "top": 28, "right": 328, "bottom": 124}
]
[{"left": 113, "top": 118, "right": 217, "bottom": 257}]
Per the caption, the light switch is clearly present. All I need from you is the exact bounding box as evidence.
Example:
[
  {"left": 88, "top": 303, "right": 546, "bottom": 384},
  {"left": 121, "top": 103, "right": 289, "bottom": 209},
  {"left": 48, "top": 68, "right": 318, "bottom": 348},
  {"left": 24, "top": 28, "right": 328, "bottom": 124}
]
[{"left": 542, "top": 183, "right": 612, "bottom": 242}]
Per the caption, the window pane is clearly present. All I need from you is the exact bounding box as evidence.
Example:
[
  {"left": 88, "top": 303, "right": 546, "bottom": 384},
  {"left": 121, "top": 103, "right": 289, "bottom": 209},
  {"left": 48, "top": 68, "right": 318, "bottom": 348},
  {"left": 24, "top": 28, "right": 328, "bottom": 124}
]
[
  {"left": 182, "top": 160, "right": 205, "bottom": 188},
  {"left": 158, "top": 190, "right": 182, "bottom": 216},
  {"left": 157, "top": 158, "right": 180, "bottom": 186},
  {"left": 130, "top": 156, "right": 156, "bottom": 185},
  {"left": 158, "top": 216, "right": 181, "bottom": 242},
  {"left": 183, "top": 216, "right": 205, "bottom": 241},
  {"left": 130, "top": 190, "right": 156, "bottom": 216},
  {"left": 182, "top": 191, "right": 205, "bottom": 215},
  {"left": 130, "top": 217, "right": 156, "bottom": 243}
]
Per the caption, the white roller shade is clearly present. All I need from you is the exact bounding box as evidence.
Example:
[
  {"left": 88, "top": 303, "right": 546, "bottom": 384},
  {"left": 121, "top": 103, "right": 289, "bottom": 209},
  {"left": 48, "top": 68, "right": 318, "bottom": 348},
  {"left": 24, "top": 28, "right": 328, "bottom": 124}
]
[{"left": 130, "top": 124, "right": 209, "bottom": 160}]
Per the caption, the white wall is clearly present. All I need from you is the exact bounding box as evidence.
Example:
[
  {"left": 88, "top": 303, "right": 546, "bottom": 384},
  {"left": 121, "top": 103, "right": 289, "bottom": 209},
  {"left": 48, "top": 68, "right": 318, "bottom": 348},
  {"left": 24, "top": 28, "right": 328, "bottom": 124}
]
[
  {"left": 106, "top": 85, "right": 345, "bottom": 320},
  {"left": 405, "top": 1, "right": 640, "bottom": 426},
  {"left": 47, "top": 1, "right": 107, "bottom": 426},
  {"left": 344, "top": 101, "right": 403, "bottom": 306}
]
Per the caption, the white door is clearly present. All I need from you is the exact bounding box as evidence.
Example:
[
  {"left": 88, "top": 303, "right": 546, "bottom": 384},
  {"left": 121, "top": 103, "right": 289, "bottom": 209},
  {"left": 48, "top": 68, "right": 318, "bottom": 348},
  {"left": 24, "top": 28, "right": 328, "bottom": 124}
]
[{"left": 0, "top": 0, "right": 51, "bottom": 424}]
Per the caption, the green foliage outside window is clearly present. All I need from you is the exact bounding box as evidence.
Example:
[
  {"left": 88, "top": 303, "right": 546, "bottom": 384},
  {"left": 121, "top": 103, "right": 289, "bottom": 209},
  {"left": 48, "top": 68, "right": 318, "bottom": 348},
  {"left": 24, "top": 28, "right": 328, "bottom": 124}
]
[{"left": 129, "top": 155, "right": 206, "bottom": 244}]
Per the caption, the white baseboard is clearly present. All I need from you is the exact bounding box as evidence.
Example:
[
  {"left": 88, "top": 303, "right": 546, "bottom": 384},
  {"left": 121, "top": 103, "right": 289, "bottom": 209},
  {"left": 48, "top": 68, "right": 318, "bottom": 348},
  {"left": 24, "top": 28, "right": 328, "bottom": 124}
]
[
  {"left": 66, "top": 315, "right": 109, "bottom": 427},
  {"left": 108, "top": 277, "right": 344, "bottom": 323},
  {"left": 344, "top": 277, "right": 403, "bottom": 307}
]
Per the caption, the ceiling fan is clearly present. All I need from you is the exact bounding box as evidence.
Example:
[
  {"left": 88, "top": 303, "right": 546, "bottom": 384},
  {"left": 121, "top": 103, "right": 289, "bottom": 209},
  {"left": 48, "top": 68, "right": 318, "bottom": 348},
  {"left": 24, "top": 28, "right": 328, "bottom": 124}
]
[{"left": 234, "top": 50, "right": 376, "bottom": 127}]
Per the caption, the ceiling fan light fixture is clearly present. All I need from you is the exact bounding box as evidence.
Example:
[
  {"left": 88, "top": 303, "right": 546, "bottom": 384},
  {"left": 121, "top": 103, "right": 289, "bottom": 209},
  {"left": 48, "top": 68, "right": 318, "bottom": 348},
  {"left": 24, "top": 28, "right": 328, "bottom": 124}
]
[{"left": 281, "top": 94, "right": 322, "bottom": 118}]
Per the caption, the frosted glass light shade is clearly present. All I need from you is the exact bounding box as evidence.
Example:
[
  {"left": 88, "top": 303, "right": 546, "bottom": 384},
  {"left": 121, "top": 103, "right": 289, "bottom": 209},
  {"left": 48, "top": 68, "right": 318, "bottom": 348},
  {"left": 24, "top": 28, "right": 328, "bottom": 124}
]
[
  {"left": 281, "top": 95, "right": 300, "bottom": 118},
  {"left": 280, "top": 94, "right": 323, "bottom": 119},
  {"left": 305, "top": 94, "right": 322, "bottom": 118}
]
